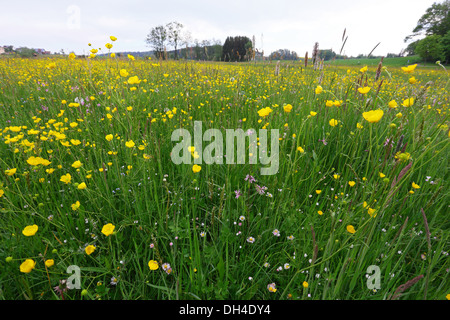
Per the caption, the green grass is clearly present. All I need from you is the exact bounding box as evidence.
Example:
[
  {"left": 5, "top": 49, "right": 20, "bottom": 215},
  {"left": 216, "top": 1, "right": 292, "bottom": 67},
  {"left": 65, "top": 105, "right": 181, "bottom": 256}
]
[{"left": 325, "top": 55, "right": 439, "bottom": 68}]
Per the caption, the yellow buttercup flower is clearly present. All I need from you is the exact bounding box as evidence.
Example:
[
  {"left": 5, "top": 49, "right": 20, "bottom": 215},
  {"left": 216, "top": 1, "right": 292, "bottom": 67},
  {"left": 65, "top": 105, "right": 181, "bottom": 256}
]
[
  {"left": 125, "top": 140, "right": 135, "bottom": 148},
  {"left": 5, "top": 168, "right": 17, "bottom": 176},
  {"left": 315, "top": 85, "right": 323, "bottom": 94},
  {"left": 283, "top": 104, "right": 293, "bottom": 113},
  {"left": 22, "top": 224, "right": 38, "bottom": 236},
  {"left": 412, "top": 182, "right": 420, "bottom": 189},
  {"left": 358, "top": 86, "right": 371, "bottom": 94},
  {"left": 333, "top": 100, "right": 343, "bottom": 107},
  {"left": 346, "top": 225, "right": 356, "bottom": 234},
  {"left": 77, "top": 182, "right": 87, "bottom": 190},
  {"left": 297, "top": 146, "right": 305, "bottom": 153},
  {"left": 110, "top": 36, "right": 117, "bottom": 41},
  {"left": 20, "top": 259, "right": 36, "bottom": 273},
  {"left": 148, "top": 260, "right": 159, "bottom": 270},
  {"left": 362, "top": 109, "right": 384, "bottom": 123},
  {"left": 60, "top": 173, "right": 72, "bottom": 184},
  {"left": 401, "top": 64, "right": 417, "bottom": 74},
  {"left": 101, "top": 223, "right": 115, "bottom": 236},
  {"left": 402, "top": 98, "right": 414, "bottom": 107},
  {"left": 257, "top": 107, "right": 273, "bottom": 117},
  {"left": 85, "top": 245, "right": 96, "bottom": 255},
  {"left": 127, "top": 76, "right": 141, "bottom": 85},
  {"left": 120, "top": 69, "right": 129, "bottom": 77},
  {"left": 360, "top": 66, "right": 368, "bottom": 73},
  {"left": 329, "top": 119, "right": 338, "bottom": 127},
  {"left": 348, "top": 181, "right": 356, "bottom": 187},
  {"left": 192, "top": 164, "right": 202, "bottom": 173},
  {"left": 105, "top": 134, "right": 114, "bottom": 141},
  {"left": 71, "top": 160, "right": 82, "bottom": 169},
  {"left": 71, "top": 201, "right": 81, "bottom": 211},
  {"left": 45, "top": 259, "right": 54, "bottom": 268},
  {"left": 388, "top": 100, "right": 398, "bottom": 108},
  {"left": 26, "top": 156, "right": 51, "bottom": 166}
]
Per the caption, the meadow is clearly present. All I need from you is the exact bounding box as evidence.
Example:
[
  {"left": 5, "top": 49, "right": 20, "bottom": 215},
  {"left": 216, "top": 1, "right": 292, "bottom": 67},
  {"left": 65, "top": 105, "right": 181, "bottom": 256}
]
[
  {"left": 0, "top": 44, "right": 449, "bottom": 300},
  {"left": 326, "top": 55, "right": 432, "bottom": 67}
]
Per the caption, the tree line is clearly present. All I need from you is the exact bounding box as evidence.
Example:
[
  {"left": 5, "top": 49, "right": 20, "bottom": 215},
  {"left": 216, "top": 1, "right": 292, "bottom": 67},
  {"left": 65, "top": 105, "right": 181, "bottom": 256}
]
[{"left": 404, "top": 0, "right": 450, "bottom": 63}]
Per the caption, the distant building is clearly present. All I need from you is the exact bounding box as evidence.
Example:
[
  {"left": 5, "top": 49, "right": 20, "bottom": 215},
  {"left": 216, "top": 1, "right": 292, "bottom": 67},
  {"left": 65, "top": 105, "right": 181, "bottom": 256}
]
[
  {"left": 0, "top": 47, "right": 5, "bottom": 55},
  {"left": 34, "top": 48, "right": 51, "bottom": 55}
]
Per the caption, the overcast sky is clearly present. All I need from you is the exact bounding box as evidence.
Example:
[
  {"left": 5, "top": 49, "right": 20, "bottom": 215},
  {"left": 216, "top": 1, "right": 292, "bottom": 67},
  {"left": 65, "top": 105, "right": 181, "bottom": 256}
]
[{"left": 0, "top": 0, "right": 436, "bottom": 57}]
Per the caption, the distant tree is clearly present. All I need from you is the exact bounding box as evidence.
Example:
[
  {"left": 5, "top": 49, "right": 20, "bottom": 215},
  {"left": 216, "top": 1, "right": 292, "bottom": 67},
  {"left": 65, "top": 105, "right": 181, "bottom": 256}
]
[
  {"left": 405, "top": 40, "right": 420, "bottom": 56},
  {"left": 403, "top": 1, "right": 450, "bottom": 59},
  {"left": 405, "top": 0, "right": 450, "bottom": 42},
  {"left": 318, "top": 49, "right": 336, "bottom": 61},
  {"left": 440, "top": 30, "right": 450, "bottom": 63},
  {"left": 269, "top": 49, "right": 298, "bottom": 60},
  {"left": 222, "top": 36, "right": 252, "bottom": 62},
  {"left": 3, "top": 45, "right": 14, "bottom": 53},
  {"left": 166, "top": 21, "right": 184, "bottom": 60},
  {"left": 211, "top": 43, "right": 223, "bottom": 61},
  {"left": 415, "top": 35, "right": 444, "bottom": 62},
  {"left": 16, "top": 47, "right": 36, "bottom": 58},
  {"left": 146, "top": 25, "right": 168, "bottom": 60}
]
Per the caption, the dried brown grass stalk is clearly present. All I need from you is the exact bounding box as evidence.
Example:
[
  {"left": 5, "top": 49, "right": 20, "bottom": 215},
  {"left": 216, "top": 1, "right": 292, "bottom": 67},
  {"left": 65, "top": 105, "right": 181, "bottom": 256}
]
[
  {"left": 312, "top": 42, "right": 319, "bottom": 70},
  {"left": 421, "top": 208, "right": 431, "bottom": 251},
  {"left": 385, "top": 161, "right": 413, "bottom": 207},
  {"left": 389, "top": 275, "right": 424, "bottom": 300},
  {"left": 375, "top": 57, "right": 384, "bottom": 81},
  {"left": 274, "top": 60, "right": 280, "bottom": 76}
]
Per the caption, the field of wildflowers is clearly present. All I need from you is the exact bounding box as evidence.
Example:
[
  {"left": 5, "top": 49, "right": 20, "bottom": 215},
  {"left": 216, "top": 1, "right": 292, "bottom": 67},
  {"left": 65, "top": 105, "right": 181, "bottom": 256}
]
[{"left": 0, "top": 38, "right": 449, "bottom": 300}]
